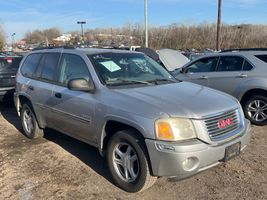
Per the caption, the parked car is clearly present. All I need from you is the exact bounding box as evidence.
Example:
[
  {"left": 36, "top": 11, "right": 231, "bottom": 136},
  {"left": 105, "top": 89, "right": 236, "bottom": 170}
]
[
  {"left": 14, "top": 47, "right": 251, "bottom": 192},
  {"left": 174, "top": 49, "right": 267, "bottom": 126},
  {"left": 0, "top": 52, "right": 23, "bottom": 102}
]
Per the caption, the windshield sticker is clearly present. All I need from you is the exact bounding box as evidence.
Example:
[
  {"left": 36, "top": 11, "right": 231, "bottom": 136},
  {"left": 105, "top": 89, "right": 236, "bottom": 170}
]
[{"left": 100, "top": 61, "right": 121, "bottom": 72}]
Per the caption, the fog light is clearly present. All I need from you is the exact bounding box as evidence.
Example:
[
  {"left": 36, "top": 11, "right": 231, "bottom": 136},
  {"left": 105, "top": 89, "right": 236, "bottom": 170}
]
[
  {"left": 183, "top": 157, "right": 199, "bottom": 171},
  {"left": 156, "top": 143, "right": 175, "bottom": 152}
]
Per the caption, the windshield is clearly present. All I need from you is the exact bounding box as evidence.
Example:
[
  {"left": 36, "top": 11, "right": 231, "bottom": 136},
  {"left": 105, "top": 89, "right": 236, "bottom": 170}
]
[{"left": 89, "top": 53, "right": 175, "bottom": 86}]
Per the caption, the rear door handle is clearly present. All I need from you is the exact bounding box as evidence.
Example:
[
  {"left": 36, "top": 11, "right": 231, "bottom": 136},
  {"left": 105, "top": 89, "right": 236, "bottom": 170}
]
[
  {"left": 28, "top": 86, "right": 34, "bottom": 91},
  {"left": 236, "top": 74, "right": 247, "bottom": 78},
  {"left": 55, "top": 92, "right": 62, "bottom": 98},
  {"left": 198, "top": 76, "right": 208, "bottom": 80}
]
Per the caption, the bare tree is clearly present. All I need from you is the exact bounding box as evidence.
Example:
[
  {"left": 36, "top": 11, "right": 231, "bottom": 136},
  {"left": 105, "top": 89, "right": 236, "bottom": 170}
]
[
  {"left": 0, "top": 24, "right": 6, "bottom": 50},
  {"left": 24, "top": 28, "right": 61, "bottom": 45}
]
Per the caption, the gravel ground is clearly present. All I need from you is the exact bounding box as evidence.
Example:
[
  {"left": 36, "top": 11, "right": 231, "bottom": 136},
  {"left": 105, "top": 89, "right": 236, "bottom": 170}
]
[{"left": 0, "top": 104, "right": 266, "bottom": 200}]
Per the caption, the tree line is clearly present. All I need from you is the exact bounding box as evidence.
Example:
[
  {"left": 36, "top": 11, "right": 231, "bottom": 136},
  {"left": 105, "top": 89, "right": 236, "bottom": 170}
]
[{"left": 1, "top": 23, "right": 267, "bottom": 51}]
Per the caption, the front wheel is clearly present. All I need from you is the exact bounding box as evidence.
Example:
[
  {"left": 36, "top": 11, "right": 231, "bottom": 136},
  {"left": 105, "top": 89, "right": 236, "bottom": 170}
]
[
  {"left": 107, "top": 130, "right": 157, "bottom": 193},
  {"left": 243, "top": 95, "right": 267, "bottom": 126}
]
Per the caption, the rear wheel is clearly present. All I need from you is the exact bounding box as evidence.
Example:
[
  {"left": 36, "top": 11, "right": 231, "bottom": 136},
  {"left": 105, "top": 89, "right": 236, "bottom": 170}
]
[
  {"left": 107, "top": 130, "right": 157, "bottom": 193},
  {"left": 243, "top": 95, "right": 267, "bottom": 126},
  {"left": 21, "top": 103, "right": 43, "bottom": 139}
]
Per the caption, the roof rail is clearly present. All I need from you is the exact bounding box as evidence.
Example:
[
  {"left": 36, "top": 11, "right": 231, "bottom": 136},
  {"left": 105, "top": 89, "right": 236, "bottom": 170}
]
[
  {"left": 32, "top": 46, "right": 75, "bottom": 51},
  {"left": 221, "top": 48, "right": 267, "bottom": 52}
]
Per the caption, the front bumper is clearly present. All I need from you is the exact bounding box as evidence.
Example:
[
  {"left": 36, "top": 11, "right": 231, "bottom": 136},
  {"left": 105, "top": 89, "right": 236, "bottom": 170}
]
[{"left": 145, "top": 119, "right": 251, "bottom": 179}]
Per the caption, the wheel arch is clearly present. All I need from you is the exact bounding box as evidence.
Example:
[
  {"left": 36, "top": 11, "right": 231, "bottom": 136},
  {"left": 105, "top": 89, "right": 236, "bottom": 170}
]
[
  {"left": 18, "top": 95, "right": 45, "bottom": 129},
  {"left": 100, "top": 119, "right": 147, "bottom": 153},
  {"left": 240, "top": 88, "right": 267, "bottom": 106}
]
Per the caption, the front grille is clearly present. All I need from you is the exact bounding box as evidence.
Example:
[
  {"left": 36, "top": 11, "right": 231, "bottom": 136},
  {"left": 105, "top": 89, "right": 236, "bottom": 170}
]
[{"left": 204, "top": 109, "right": 240, "bottom": 140}]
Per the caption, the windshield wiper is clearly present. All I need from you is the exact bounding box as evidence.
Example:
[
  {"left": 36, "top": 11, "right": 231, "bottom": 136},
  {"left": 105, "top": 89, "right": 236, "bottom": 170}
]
[
  {"left": 148, "top": 78, "right": 177, "bottom": 85},
  {"left": 106, "top": 79, "right": 152, "bottom": 86}
]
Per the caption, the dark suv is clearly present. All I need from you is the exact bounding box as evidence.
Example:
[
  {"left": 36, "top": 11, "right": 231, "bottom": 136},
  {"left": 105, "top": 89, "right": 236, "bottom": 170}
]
[{"left": 0, "top": 52, "right": 23, "bottom": 102}]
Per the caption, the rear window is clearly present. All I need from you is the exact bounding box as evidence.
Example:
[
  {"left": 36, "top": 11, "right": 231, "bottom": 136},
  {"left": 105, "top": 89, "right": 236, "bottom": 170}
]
[
  {"left": 0, "top": 57, "right": 23, "bottom": 72},
  {"left": 255, "top": 55, "right": 267, "bottom": 63},
  {"left": 217, "top": 56, "right": 243, "bottom": 71},
  {"left": 21, "top": 54, "right": 42, "bottom": 77}
]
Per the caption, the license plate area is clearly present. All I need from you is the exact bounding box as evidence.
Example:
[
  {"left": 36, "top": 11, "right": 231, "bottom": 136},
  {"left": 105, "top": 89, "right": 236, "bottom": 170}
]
[{"left": 223, "top": 142, "right": 241, "bottom": 162}]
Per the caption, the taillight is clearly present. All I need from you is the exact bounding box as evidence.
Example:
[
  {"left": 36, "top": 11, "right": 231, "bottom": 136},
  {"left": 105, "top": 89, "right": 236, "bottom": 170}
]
[{"left": 4, "top": 57, "right": 13, "bottom": 63}]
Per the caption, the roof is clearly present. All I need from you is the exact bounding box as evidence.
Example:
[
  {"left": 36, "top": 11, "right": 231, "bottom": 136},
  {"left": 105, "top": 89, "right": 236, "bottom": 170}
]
[{"left": 31, "top": 47, "right": 143, "bottom": 56}]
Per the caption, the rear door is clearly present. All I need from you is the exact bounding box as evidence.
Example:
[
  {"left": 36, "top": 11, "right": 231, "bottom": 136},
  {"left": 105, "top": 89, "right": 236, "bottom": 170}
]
[
  {"left": 50, "top": 53, "right": 97, "bottom": 143},
  {"left": 206, "top": 56, "right": 249, "bottom": 95},
  {"left": 22, "top": 53, "right": 61, "bottom": 127},
  {"left": 176, "top": 56, "right": 219, "bottom": 87}
]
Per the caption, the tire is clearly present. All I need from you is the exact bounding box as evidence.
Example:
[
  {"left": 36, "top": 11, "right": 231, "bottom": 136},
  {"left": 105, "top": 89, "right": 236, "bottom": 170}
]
[
  {"left": 21, "top": 102, "right": 44, "bottom": 139},
  {"left": 243, "top": 95, "right": 267, "bottom": 126},
  {"left": 107, "top": 130, "right": 157, "bottom": 193}
]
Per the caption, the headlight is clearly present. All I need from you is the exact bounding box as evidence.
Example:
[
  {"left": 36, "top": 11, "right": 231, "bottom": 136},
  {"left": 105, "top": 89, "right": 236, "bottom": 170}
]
[{"left": 155, "top": 118, "right": 196, "bottom": 141}]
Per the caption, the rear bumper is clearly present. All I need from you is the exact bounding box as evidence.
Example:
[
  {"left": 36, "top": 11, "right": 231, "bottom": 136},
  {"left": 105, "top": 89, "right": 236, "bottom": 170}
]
[{"left": 145, "top": 119, "right": 251, "bottom": 178}]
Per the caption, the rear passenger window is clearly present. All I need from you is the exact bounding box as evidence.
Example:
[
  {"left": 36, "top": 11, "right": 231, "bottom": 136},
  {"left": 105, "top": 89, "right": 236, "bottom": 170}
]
[
  {"left": 255, "top": 55, "right": 267, "bottom": 63},
  {"left": 58, "top": 54, "right": 90, "bottom": 86},
  {"left": 242, "top": 60, "right": 253, "bottom": 71},
  {"left": 21, "top": 54, "right": 42, "bottom": 77},
  {"left": 39, "top": 53, "right": 60, "bottom": 81},
  {"left": 217, "top": 56, "right": 244, "bottom": 71}
]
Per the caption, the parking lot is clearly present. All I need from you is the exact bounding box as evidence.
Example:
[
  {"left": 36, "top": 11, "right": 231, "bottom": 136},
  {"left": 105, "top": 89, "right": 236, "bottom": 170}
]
[{"left": 0, "top": 103, "right": 266, "bottom": 200}]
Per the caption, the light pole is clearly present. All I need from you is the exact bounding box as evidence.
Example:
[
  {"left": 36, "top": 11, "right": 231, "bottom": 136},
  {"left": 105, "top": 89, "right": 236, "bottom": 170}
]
[
  {"left": 144, "top": 0, "right": 148, "bottom": 48},
  {"left": 11, "top": 33, "right": 16, "bottom": 50},
  {"left": 77, "top": 21, "right": 86, "bottom": 43},
  {"left": 216, "top": 0, "right": 222, "bottom": 51}
]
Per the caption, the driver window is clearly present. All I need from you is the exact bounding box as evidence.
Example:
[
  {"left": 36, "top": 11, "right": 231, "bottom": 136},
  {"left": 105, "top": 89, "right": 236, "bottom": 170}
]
[
  {"left": 186, "top": 57, "right": 218, "bottom": 73},
  {"left": 58, "top": 54, "right": 91, "bottom": 86}
]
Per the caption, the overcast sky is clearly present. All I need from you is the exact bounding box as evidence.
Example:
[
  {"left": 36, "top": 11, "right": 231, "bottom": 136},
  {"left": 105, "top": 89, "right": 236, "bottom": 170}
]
[{"left": 0, "top": 0, "right": 266, "bottom": 41}]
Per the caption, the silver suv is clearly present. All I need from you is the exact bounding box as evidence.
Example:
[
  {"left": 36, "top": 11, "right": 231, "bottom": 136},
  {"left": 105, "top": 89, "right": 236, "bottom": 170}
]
[
  {"left": 14, "top": 48, "right": 251, "bottom": 192},
  {"left": 174, "top": 50, "right": 267, "bottom": 126}
]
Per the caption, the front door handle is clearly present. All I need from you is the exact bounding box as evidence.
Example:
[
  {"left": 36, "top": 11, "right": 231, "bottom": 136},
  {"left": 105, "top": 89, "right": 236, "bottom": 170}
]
[
  {"left": 198, "top": 76, "right": 208, "bottom": 80},
  {"left": 236, "top": 74, "right": 247, "bottom": 78},
  {"left": 55, "top": 92, "right": 62, "bottom": 98}
]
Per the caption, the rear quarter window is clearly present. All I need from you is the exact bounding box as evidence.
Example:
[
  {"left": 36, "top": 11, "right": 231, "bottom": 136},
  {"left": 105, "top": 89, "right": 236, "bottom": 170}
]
[
  {"left": 255, "top": 55, "right": 267, "bottom": 63},
  {"left": 21, "top": 54, "right": 42, "bottom": 77}
]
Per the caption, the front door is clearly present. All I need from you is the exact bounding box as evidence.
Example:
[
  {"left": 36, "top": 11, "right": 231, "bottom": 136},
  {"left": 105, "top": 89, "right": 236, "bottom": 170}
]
[
  {"left": 176, "top": 56, "right": 219, "bottom": 87},
  {"left": 50, "top": 53, "right": 97, "bottom": 143}
]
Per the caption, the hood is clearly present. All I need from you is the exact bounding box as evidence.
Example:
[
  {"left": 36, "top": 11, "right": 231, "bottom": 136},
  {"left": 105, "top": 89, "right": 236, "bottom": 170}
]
[
  {"left": 158, "top": 49, "right": 190, "bottom": 71},
  {"left": 104, "top": 82, "right": 239, "bottom": 119}
]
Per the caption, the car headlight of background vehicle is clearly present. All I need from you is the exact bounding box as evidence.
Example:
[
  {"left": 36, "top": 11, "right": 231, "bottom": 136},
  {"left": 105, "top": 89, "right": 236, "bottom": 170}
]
[{"left": 155, "top": 118, "right": 196, "bottom": 141}]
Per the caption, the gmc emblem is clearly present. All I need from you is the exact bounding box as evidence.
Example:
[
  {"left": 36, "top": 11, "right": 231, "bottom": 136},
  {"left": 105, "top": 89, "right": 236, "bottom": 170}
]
[{"left": 217, "top": 118, "right": 234, "bottom": 129}]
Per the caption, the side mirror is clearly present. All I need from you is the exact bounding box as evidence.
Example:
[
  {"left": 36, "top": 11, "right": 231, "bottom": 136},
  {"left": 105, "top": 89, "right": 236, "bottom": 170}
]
[
  {"left": 180, "top": 68, "right": 186, "bottom": 74},
  {"left": 67, "top": 78, "right": 95, "bottom": 93}
]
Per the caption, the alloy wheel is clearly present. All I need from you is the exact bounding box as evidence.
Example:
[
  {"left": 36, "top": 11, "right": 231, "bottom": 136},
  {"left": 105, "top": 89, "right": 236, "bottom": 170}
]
[
  {"left": 112, "top": 142, "right": 139, "bottom": 183},
  {"left": 247, "top": 99, "right": 267, "bottom": 122}
]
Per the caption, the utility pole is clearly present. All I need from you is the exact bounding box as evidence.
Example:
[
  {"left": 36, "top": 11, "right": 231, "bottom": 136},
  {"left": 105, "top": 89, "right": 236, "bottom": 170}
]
[
  {"left": 77, "top": 21, "right": 86, "bottom": 44},
  {"left": 216, "top": 0, "right": 222, "bottom": 51},
  {"left": 144, "top": 0, "right": 148, "bottom": 48},
  {"left": 11, "top": 33, "right": 16, "bottom": 50}
]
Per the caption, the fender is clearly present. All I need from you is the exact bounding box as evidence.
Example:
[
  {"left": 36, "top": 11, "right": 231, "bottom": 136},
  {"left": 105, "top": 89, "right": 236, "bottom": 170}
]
[{"left": 233, "top": 78, "right": 267, "bottom": 101}]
